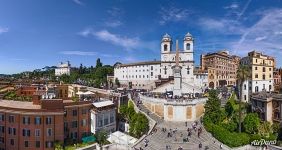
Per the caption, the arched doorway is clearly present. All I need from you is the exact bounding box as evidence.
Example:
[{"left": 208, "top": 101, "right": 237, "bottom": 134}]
[{"left": 209, "top": 82, "right": 215, "bottom": 89}]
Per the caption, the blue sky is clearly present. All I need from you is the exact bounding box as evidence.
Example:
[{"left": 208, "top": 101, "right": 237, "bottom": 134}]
[{"left": 1, "top": 0, "right": 282, "bottom": 74}]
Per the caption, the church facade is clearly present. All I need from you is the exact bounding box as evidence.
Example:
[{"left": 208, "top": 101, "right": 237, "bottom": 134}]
[{"left": 114, "top": 33, "right": 207, "bottom": 90}]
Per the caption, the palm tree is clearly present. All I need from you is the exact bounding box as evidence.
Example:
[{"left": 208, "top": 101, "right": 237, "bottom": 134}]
[{"left": 236, "top": 64, "right": 251, "bottom": 133}]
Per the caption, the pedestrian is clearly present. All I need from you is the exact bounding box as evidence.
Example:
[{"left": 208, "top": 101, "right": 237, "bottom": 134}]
[
  {"left": 220, "top": 144, "right": 222, "bottom": 149},
  {"left": 185, "top": 121, "right": 187, "bottom": 127},
  {"left": 199, "top": 143, "right": 202, "bottom": 148}
]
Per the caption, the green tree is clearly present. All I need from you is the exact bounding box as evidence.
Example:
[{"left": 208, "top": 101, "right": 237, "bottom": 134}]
[
  {"left": 237, "top": 64, "right": 251, "bottom": 133},
  {"left": 129, "top": 113, "right": 149, "bottom": 138},
  {"left": 272, "top": 122, "right": 280, "bottom": 133},
  {"left": 95, "top": 130, "right": 108, "bottom": 148},
  {"left": 225, "top": 100, "right": 235, "bottom": 118},
  {"left": 54, "top": 140, "right": 64, "bottom": 150},
  {"left": 96, "top": 58, "right": 103, "bottom": 68},
  {"left": 204, "top": 90, "right": 222, "bottom": 124},
  {"left": 119, "top": 105, "right": 128, "bottom": 118},
  {"left": 243, "top": 113, "right": 260, "bottom": 134},
  {"left": 115, "top": 78, "right": 120, "bottom": 88},
  {"left": 258, "top": 121, "right": 273, "bottom": 137}
]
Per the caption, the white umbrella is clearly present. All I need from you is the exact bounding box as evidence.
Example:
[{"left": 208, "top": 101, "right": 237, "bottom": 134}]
[
  {"left": 76, "top": 91, "right": 85, "bottom": 95},
  {"left": 84, "top": 91, "right": 94, "bottom": 95}
]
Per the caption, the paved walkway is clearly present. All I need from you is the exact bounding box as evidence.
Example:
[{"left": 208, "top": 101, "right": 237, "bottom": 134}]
[
  {"left": 131, "top": 92, "right": 223, "bottom": 150},
  {"left": 134, "top": 104, "right": 223, "bottom": 150}
]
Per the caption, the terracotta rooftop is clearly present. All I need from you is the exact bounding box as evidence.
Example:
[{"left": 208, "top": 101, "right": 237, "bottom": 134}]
[
  {"left": 118, "top": 61, "right": 161, "bottom": 67},
  {"left": 0, "top": 100, "right": 41, "bottom": 109}
]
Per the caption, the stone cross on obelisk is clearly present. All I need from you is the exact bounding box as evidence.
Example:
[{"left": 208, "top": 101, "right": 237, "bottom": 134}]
[{"left": 173, "top": 40, "right": 182, "bottom": 97}]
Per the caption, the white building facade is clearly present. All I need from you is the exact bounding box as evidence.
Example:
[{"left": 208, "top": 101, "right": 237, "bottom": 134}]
[
  {"left": 90, "top": 101, "right": 116, "bottom": 134},
  {"left": 55, "top": 61, "right": 71, "bottom": 76},
  {"left": 114, "top": 33, "right": 205, "bottom": 89}
]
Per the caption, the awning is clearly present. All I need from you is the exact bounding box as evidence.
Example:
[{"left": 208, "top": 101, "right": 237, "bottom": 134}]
[{"left": 82, "top": 136, "right": 96, "bottom": 143}]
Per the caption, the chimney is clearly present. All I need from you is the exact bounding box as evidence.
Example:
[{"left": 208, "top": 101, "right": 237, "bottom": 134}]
[{"left": 32, "top": 94, "right": 41, "bottom": 105}]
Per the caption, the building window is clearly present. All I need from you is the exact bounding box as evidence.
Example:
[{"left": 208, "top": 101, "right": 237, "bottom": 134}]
[
  {"left": 151, "top": 72, "right": 153, "bottom": 76},
  {"left": 72, "top": 121, "right": 78, "bottom": 128},
  {"left": 24, "top": 141, "right": 29, "bottom": 147},
  {"left": 45, "top": 141, "right": 53, "bottom": 148},
  {"left": 9, "top": 115, "right": 15, "bottom": 123},
  {"left": 0, "top": 137, "right": 3, "bottom": 144},
  {"left": 255, "top": 67, "right": 257, "bottom": 70},
  {"left": 263, "top": 67, "right": 266, "bottom": 72},
  {"left": 255, "top": 86, "right": 259, "bottom": 92},
  {"left": 82, "top": 109, "right": 87, "bottom": 115},
  {"left": 46, "top": 117, "right": 52, "bottom": 125},
  {"left": 244, "top": 95, "right": 246, "bottom": 101},
  {"left": 110, "top": 113, "right": 115, "bottom": 123},
  {"left": 104, "top": 114, "right": 109, "bottom": 125},
  {"left": 269, "top": 68, "right": 271, "bottom": 71},
  {"left": 35, "top": 129, "right": 40, "bottom": 137},
  {"left": 244, "top": 84, "right": 246, "bottom": 90},
  {"left": 34, "top": 117, "right": 41, "bottom": 125},
  {"left": 73, "top": 110, "right": 77, "bottom": 116},
  {"left": 270, "top": 74, "right": 272, "bottom": 78},
  {"left": 36, "top": 141, "right": 40, "bottom": 148},
  {"left": 164, "top": 44, "right": 168, "bottom": 51},
  {"left": 23, "top": 116, "right": 30, "bottom": 125},
  {"left": 0, "top": 114, "right": 4, "bottom": 121},
  {"left": 263, "top": 84, "right": 265, "bottom": 90},
  {"left": 98, "top": 116, "right": 103, "bottom": 127},
  {"left": 269, "top": 85, "right": 272, "bottom": 91},
  {"left": 186, "top": 43, "right": 190, "bottom": 50},
  {"left": 81, "top": 119, "right": 87, "bottom": 126},
  {"left": 10, "top": 139, "right": 14, "bottom": 145},
  {"left": 0, "top": 126, "right": 4, "bottom": 133},
  {"left": 263, "top": 74, "right": 265, "bottom": 80},
  {"left": 151, "top": 66, "right": 153, "bottom": 70},
  {"left": 47, "top": 128, "right": 52, "bottom": 136},
  {"left": 255, "top": 74, "right": 258, "bottom": 78},
  {"left": 22, "top": 129, "right": 30, "bottom": 137}
]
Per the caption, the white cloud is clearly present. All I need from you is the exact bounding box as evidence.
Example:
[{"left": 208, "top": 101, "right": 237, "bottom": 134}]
[
  {"left": 0, "top": 27, "right": 9, "bottom": 34},
  {"left": 10, "top": 58, "right": 26, "bottom": 61},
  {"left": 275, "top": 31, "right": 282, "bottom": 35},
  {"left": 224, "top": 3, "right": 239, "bottom": 9},
  {"left": 78, "top": 28, "right": 93, "bottom": 37},
  {"left": 78, "top": 28, "right": 158, "bottom": 51},
  {"left": 254, "top": 36, "right": 267, "bottom": 41},
  {"left": 94, "top": 30, "right": 139, "bottom": 50},
  {"left": 124, "top": 56, "right": 138, "bottom": 62},
  {"left": 229, "top": 9, "right": 282, "bottom": 63},
  {"left": 105, "top": 20, "right": 123, "bottom": 27},
  {"left": 198, "top": 18, "right": 246, "bottom": 35},
  {"left": 237, "top": 0, "right": 252, "bottom": 20},
  {"left": 105, "top": 7, "right": 123, "bottom": 28},
  {"left": 60, "top": 51, "right": 96, "bottom": 56},
  {"left": 159, "top": 6, "right": 190, "bottom": 25},
  {"left": 72, "top": 0, "right": 84, "bottom": 5},
  {"left": 107, "top": 7, "right": 123, "bottom": 17}
]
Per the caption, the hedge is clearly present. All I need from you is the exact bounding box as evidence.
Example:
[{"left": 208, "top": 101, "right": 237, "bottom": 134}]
[{"left": 205, "top": 122, "right": 250, "bottom": 147}]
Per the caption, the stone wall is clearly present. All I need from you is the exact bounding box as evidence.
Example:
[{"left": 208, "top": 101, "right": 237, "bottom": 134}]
[{"left": 140, "top": 94, "right": 207, "bottom": 122}]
